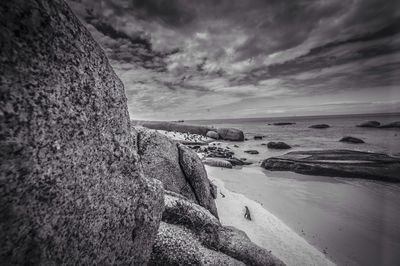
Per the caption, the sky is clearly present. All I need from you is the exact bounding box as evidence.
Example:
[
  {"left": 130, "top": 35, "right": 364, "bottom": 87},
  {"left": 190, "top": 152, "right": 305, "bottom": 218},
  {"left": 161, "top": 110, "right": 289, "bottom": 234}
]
[{"left": 68, "top": 0, "right": 400, "bottom": 120}]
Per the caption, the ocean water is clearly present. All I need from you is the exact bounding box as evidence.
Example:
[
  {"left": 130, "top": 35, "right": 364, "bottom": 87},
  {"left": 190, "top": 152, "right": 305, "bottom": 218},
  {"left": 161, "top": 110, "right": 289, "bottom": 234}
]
[{"left": 189, "top": 113, "right": 400, "bottom": 266}]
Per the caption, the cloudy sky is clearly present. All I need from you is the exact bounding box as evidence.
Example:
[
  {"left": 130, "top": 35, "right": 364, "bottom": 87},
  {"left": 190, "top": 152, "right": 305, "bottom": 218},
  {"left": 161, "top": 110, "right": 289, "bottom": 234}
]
[{"left": 68, "top": 0, "right": 400, "bottom": 120}]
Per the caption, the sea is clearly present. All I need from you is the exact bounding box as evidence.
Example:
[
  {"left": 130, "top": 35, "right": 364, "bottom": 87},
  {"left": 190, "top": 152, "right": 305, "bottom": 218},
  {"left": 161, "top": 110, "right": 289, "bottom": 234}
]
[{"left": 188, "top": 113, "right": 400, "bottom": 266}]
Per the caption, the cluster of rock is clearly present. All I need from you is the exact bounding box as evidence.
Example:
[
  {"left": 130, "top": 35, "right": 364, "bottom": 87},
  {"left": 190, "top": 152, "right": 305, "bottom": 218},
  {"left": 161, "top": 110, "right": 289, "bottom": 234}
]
[
  {"left": 133, "top": 121, "right": 245, "bottom": 141},
  {"left": 0, "top": 1, "right": 285, "bottom": 264}
]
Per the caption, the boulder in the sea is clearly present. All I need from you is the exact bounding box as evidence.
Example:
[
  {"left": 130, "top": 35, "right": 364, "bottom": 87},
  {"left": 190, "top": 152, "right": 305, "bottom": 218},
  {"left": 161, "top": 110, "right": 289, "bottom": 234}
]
[
  {"left": 0, "top": 1, "right": 163, "bottom": 264},
  {"left": 254, "top": 135, "right": 264, "bottom": 140},
  {"left": 309, "top": 124, "right": 330, "bottom": 129},
  {"left": 379, "top": 121, "right": 400, "bottom": 128},
  {"left": 245, "top": 150, "right": 260, "bottom": 154},
  {"left": 206, "top": 130, "right": 220, "bottom": 139},
  {"left": 272, "top": 122, "right": 296, "bottom": 126},
  {"left": 357, "top": 121, "right": 380, "bottom": 128},
  {"left": 203, "top": 158, "right": 233, "bottom": 168},
  {"left": 244, "top": 206, "right": 252, "bottom": 221},
  {"left": 267, "top": 142, "right": 292, "bottom": 149},
  {"left": 217, "top": 128, "right": 245, "bottom": 141},
  {"left": 261, "top": 150, "right": 400, "bottom": 182},
  {"left": 340, "top": 136, "right": 365, "bottom": 144}
]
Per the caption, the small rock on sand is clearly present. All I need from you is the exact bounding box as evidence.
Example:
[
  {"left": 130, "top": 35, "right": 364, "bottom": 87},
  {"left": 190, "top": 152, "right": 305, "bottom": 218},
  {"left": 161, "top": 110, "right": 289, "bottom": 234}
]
[{"left": 244, "top": 150, "right": 259, "bottom": 154}]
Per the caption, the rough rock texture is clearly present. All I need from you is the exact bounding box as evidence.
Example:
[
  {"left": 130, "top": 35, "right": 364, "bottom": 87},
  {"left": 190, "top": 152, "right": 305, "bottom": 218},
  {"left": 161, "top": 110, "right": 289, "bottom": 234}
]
[
  {"left": 150, "top": 193, "right": 285, "bottom": 266},
  {"left": 217, "top": 128, "right": 245, "bottom": 141},
  {"left": 267, "top": 142, "right": 292, "bottom": 149},
  {"left": 379, "top": 121, "right": 400, "bottom": 128},
  {"left": 207, "top": 130, "right": 220, "bottom": 139},
  {"left": 261, "top": 150, "right": 400, "bottom": 182},
  {"left": 136, "top": 127, "right": 198, "bottom": 202},
  {"left": 339, "top": 136, "right": 365, "bottom": 143},
  {"left": 357, "top": 121, "right": 381, "bottom": 128},
  {"left": 136, "top": 128, "right": 218, "bottom": 217},
  {"left": 203, "top": 158, "right": 234, "bottom": 168},
  {"left": 179, "top": 144, "right": 219, "bottom": 218},
  {"left": 309, "top": 124, "right": 330, "bottom": 129},
  {"left": 0, "top": 0, "right": 163, "bottom": 264}
]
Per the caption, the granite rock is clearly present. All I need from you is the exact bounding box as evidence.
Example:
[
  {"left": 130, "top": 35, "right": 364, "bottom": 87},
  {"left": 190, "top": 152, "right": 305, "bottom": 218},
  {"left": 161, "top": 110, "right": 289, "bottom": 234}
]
[{"left": 0, "top": 0, "right": 163, "bottom": 264}]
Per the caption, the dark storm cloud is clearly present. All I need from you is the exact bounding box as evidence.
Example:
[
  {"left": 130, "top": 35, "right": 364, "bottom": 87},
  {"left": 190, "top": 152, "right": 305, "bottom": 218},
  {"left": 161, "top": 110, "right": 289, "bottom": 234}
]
[{"left": 67, "top": 0, "right": 400, "bottom": 119}]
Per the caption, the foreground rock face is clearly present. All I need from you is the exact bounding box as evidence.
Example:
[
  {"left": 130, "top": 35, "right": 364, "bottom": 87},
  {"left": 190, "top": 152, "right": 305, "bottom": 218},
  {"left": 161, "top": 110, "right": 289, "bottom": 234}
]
[
  {"left": 136, "top": 128, "right": 218, "bottom": 217},
  {"left": 261, "top": 150, "right": 400, "bottom": 182},
  {"left": 0, "top": 0, "right": 163, "bottom": 264},
  {"left": 150, "top": 192, "right": 285, "bottom": 266}
]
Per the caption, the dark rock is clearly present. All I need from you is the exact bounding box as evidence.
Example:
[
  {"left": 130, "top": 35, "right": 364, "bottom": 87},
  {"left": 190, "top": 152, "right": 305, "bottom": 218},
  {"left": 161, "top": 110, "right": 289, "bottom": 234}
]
[
  {"left": 357, "top": 121, "right": 381, "bottom": 128},
  {"left": 261, "top": 150, "right": 400, "bottom": 182},
  {"left": 261, "top": 143, "right": 267, "bottom": 146},
  {"left": 152, "top": 193, "right": 285, "bottom": 266},
  {"left": 245, "top": 150, "right": 259, "bottom": 154},
  {"left": 234, "top": 144, "right": 239, "bottom": 148},
  {"left": 272, "top": 122, "right": 296, "bottom": 126},
  {"left": 210, "top": 182, "right": 218, "bottom": 199},
  {"left": 267, "top": 142, "right": 292, "bottom": 149},
  {"left": 136, "top": 128, "right": 198, "bottom": 202},
  {"left": 379, "top": 121, "right": 400, "bottom": 128},
  {"left": 0, "top": 1, "right": 163, "bottom": 264},
  {"left": 309, "top": 124, "right": 330, "bottom": 129},
  {"left": 178, "top": 144, "right": 218, "bottom": 218},
  {"left": 207, "top": 130, "right": 220, "bottom": 139},
  {"left": 217, "top": 128, "right": 245, "bottom": 141},
  {"left": 254, "top": 135, "right": 264, "bottom": 140},
  {"left": 340, "top": 136, "right": 365, "bottom": 144},
  {"left": 244, "top": 206, "right": 251, "bottom": 221},
  {"left": 203, "top": 158, "right": 233, "bottom": 168},
  {"left": 226, "top": 157, "right": 253, "bottom": 166}
]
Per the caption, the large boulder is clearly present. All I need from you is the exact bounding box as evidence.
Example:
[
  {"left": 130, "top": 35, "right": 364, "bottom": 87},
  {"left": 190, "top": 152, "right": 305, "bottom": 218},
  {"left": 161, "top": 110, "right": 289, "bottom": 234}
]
[
  {"left": 151, "top": 193, "right": 285, "bottom": 266},
  {"left": 178, "top": 144, "right": 219, "bottom": 218},
  {"left": 0, "top": 0, "right": 163, "bottom": 264},
  {"left": 261, "top": 150, "right": 400, "bottom": 182},
  {"left": 136, "top": 127, "right": 198, "bottom": 202},
  {"left": 137, "top": 128, "right": 218, "bottom": 218},
  {"left": 217, "top": 128, "right": 245, "bottom": 141},
  {"left": 207, "top": 130, "right": 220, "bottom": 139}
]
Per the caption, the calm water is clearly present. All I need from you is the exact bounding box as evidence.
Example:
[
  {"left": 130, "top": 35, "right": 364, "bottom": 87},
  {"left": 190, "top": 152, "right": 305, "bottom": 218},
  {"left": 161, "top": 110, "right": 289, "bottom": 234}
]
[{"left": 190, "top": 114, "right": 400, "bottom": 266}]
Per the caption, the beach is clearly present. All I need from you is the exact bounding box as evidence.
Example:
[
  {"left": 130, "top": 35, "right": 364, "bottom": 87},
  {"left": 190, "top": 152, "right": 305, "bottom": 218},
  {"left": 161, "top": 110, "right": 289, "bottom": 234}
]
[{"left": 186, "top": 113, "right": 400, "bottom": 265}]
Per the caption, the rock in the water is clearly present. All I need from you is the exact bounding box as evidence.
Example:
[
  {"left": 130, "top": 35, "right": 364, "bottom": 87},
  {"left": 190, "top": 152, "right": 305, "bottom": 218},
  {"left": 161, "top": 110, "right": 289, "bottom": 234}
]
[
  {"left": 178, "top": 144, "right": 218, "bottom": 218},
  {"left": 272, "top": 122, "right": 295, "bottom": 126},
  {"left": 207, "top": 130, "right": 220, "bottom": 139},
  {"left": 0, "top": 1, "right": 163, "bottom": 264},
  {"left": 340, "top": 136, "right": 365, "bottom": 144},
  {"left": 217, "top": 128, "right": 245, "bottom": 141},
  {"left": 254, "top": 135, "right": 264, "bottom": 140},
  {"left": 261, "top": 150, "right": 400, "bottom": 182},
  {"left": 152, "top": 193, "right": 285, "bottom": 266},
  {"left": 267, "top": 142, "right": 292, "bottom": 149},
  {"left": 244, "top": 150, "right": 259, "bottom": 154},
  {"left": 309, "top": 124, "right": 330, "bottom": 129},
  {"left": 379, "top": 121, "right": 400, "bottom": 128},
  {"left": 357, "top": 121, "right": 380, "bottom": 128},
  {"left": 203, "top": 158, "right": 233, "bottom": 168}
]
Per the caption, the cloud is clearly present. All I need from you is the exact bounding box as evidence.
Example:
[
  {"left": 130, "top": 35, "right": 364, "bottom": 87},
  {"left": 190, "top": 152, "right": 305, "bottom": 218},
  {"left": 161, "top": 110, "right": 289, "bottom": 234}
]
[{"left": 67, "top": 0, "right": 400, "bottom": 119}]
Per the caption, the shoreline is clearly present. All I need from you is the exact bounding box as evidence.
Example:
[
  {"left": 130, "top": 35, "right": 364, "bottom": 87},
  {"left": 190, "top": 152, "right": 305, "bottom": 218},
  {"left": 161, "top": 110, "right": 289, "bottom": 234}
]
[{"left": 210, "top": 175, "right": 335, "bottom": 266}]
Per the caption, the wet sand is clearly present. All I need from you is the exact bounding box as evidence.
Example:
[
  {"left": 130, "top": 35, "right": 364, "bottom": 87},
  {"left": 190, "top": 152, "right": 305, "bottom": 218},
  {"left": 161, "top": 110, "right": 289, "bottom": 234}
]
[{"left": 206, "top": 165, "right": 400, "bottom": 266}]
